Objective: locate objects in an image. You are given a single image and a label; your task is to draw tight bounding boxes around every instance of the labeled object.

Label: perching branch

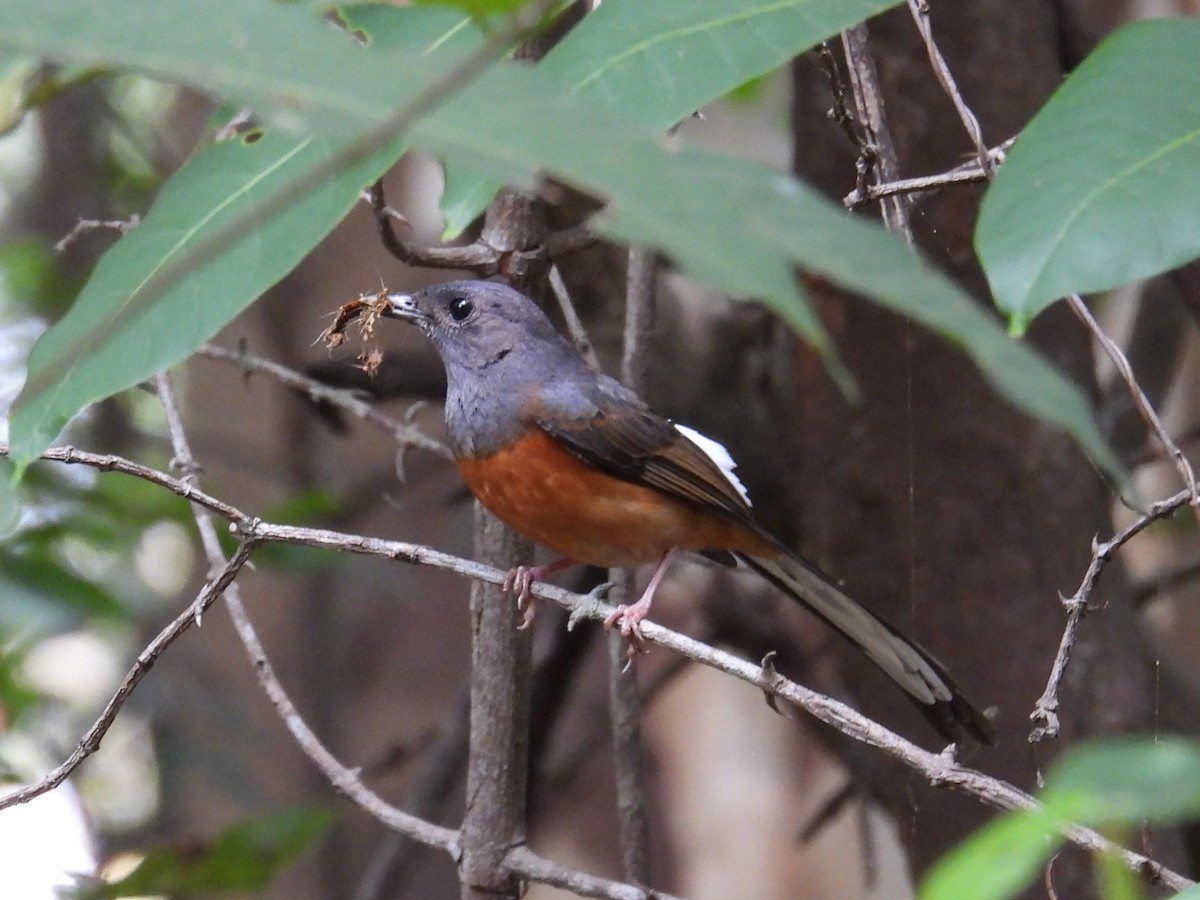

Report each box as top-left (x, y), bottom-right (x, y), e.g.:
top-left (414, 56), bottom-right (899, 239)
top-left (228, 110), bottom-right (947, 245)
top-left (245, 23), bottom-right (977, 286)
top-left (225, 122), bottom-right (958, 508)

top-left (5, 442), bottom-right (1193, 893)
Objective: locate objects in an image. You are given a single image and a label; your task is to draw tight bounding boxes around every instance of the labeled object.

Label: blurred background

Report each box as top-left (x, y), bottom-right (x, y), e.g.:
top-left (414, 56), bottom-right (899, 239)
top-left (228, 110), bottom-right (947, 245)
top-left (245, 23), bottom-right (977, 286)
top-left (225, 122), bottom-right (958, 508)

top-left (3, 1), bottom-right (1200, 897)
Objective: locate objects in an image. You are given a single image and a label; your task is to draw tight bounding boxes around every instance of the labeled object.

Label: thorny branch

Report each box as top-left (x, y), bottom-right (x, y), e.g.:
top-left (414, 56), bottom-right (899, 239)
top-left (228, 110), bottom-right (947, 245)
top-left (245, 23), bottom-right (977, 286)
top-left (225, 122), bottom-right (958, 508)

top-left (3, 442), bottom-right (1193, 894)
top-left (1030, 487), bottom-right (1194, 742)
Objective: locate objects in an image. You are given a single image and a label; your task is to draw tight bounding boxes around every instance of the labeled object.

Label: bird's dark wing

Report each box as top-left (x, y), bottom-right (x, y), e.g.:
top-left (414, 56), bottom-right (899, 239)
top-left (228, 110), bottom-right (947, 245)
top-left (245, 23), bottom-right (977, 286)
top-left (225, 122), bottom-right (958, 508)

top-left (531, 379), bottom-right (757, 527)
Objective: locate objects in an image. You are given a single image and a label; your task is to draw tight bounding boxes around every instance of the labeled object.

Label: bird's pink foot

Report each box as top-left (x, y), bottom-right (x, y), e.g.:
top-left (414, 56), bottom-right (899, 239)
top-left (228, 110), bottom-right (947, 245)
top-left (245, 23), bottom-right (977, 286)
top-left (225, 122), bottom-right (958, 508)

top-left (603, 597), bottom-right (654, 643)
top-left (602, 549), bottom-right (677, 647)
top-left (501, 558), bottom-right (577, 629)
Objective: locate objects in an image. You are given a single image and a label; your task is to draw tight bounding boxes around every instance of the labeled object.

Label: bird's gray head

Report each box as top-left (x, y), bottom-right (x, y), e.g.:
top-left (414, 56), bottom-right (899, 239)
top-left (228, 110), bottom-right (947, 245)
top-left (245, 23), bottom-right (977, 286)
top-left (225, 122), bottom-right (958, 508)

top-left (384, 279), bottom-right (572, 375)
top-left (382, 280), bottom-right (588, 456)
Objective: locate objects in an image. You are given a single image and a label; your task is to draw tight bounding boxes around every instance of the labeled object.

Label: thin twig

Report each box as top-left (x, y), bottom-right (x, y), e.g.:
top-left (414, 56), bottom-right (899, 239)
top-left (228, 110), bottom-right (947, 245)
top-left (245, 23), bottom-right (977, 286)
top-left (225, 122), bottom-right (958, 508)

top-left (621, 249), bottom-right (656, 392)
top-left (839, 24), bottom-right (912, 239)
top-left (905, 0), bottom-right (993, 175)
top-left (8, 443), bottom-right (1193, 892)
top-left (1030, 487), bottom-right (1193, 741)
top-left (843, 137), bottom-right (1014, 209)
top-left (197, 343), bottom-right (451, 459)
top-left (0, 540), bottom-right (255, 813)
top-left (549, 265), bottom-right (600, 370)
top-left (54, 214), bottom-right (141, 252)
top-left (1029, 294), bottom-right (1200, 734)
top-left (1066, 294), bottom-right (1199, 511)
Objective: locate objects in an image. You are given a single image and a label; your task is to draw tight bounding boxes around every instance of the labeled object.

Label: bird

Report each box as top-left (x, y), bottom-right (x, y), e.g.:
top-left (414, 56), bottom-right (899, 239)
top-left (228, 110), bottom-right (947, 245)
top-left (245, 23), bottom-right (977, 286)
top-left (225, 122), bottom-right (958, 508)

top-left (380, 278), bottom-right (993, 745)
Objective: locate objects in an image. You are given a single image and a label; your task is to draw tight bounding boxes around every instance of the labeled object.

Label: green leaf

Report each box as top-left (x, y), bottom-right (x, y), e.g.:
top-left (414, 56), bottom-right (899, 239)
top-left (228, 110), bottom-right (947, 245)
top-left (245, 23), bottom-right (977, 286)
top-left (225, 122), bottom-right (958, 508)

top-left (83, 805), bottom-right (333, 898)
top-left (977, 19), bottom-right (1200, 329)
top-left (0, 55), bottom-right (38, 134)
top-left (340, 3), bottom-right (483, 54)
top-left (0, 546), bottom-right (125, 623)
top-left (920, 805), bottom-right (1061, 900)
top-left (1043, 737), bottom-right (1200, 826)
top-left (439, 155), bottom-right (500, 239)
top-left (414, 0), bottom-right (528, 19)
top-left (441, 0), bottom-right (902, 236)
top-left (0, 467), bottom-right (18, 537)
top-left (0, 646), bottom-right (38, 728)
top-left (339, 3), bottom-right (489, 238)
top-left (7, 128), bottom-right (402, 472)
top-left (542, 0), bottom-right (900, 129)
top-left (0, 0), bottom-right (1120, 480)
top-left (922, 738), bottom-right (1200, 900)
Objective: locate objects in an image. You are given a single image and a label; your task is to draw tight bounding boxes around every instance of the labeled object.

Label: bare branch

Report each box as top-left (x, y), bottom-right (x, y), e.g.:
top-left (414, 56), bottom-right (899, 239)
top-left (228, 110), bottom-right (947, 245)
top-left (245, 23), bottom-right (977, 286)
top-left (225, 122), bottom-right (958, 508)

top-left (54, 214), bottom-right (141, 252)
top-left (1066, 294), bottom-right (1199, 510)
top-left (197, 343), bottom-right (451, 460)
top-left (0, 539), bottom-right (255, 813)
top-left (10, 442), bottom-right (1194, 891)
top-left (363, 181), bottom-right (597, 277)
top-left (905, 0), bottom-right (993, 175)
top-left (843, 138), bottom-right (1013, 209)
top-left (549, 265), bottom-right (600, 370)
top-left (1030, 487), bottom-right (1193, 741)
top-left (366, 181), bottom-right (499, 271)
top-left (839, 24), bottom-right (912, 239)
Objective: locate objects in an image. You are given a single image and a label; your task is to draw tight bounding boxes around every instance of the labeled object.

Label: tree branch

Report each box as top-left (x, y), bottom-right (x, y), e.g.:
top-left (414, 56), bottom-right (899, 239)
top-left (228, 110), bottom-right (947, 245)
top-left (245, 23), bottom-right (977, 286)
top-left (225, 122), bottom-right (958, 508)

top-left (198, 343), bottom-right (450, 460)
top-left (839, 24), bottom-right (912, 239)
top-left (8, 442), bottom-right (1195, 892)
top-left (0, 539), bottom-right (256, 813)
top-left (1030, 487), bottom-right (1194, 741)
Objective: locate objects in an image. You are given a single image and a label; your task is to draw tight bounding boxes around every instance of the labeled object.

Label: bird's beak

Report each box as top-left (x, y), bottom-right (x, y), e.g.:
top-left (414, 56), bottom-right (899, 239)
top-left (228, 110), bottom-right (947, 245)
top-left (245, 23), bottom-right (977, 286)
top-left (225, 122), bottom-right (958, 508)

top-left (383, 293), bottom-right (430, 325)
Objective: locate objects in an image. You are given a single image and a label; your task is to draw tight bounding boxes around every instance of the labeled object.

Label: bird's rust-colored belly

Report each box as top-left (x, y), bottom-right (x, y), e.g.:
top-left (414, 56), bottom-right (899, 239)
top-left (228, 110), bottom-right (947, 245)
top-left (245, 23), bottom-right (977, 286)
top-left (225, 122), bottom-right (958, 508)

top-left (456, 429), bottom-right (772, 567)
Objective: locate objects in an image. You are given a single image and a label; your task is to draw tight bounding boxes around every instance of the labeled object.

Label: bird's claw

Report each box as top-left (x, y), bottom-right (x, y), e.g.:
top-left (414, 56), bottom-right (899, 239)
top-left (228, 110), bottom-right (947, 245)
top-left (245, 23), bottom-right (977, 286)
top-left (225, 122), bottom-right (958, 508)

top-left (603, 602), bottom-right (649, 648)
top-left (503, 566), bottom-right (538, 629)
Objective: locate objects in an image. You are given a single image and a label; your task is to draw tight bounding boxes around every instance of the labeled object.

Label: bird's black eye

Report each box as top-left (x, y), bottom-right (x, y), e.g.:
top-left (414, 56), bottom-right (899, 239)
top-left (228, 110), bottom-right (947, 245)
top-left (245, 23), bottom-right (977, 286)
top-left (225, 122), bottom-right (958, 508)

top-left (448, 296), bottom-right (474, 322)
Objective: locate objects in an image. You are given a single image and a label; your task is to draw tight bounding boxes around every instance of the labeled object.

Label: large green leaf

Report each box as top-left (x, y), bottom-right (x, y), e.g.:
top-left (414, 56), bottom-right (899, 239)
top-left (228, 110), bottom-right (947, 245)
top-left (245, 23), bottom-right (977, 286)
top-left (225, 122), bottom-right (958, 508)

top-left (7, 129), bottom-right (403, 471)
top-left (921, 737), bottom-right (1200, 900)
top-left (977, 19), bottom-right (1200, 330)
top-left (439, 0), bottom-right (902, 236)
top-left (541, 0), bottom-right (899, 129)
top-left (0, 0), bottom-right (1120, 479)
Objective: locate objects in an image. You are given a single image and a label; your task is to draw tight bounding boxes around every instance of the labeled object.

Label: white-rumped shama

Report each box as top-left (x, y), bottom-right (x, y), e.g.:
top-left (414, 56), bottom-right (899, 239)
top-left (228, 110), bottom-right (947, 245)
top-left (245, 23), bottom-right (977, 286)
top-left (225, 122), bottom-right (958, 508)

top-left (382, 279), bottom-right (992, 745)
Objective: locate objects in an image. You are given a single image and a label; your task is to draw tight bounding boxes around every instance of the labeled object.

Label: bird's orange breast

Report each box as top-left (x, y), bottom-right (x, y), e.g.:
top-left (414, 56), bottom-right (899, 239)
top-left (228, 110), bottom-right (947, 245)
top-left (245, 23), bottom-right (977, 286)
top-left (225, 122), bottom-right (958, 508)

top-left (455, 428), bottom-right (774, 567)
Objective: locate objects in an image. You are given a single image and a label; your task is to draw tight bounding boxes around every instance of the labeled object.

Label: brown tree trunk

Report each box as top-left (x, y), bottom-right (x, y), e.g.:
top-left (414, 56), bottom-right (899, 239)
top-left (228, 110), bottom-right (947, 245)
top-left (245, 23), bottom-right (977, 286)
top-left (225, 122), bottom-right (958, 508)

top-left (785, 0), bottom-right (1165, 883)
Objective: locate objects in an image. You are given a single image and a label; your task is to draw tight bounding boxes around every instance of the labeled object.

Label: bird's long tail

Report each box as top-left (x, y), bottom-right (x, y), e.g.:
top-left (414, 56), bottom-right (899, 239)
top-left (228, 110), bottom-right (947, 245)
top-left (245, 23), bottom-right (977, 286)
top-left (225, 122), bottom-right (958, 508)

top-left (735, 551), bottom-right (994, 745)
